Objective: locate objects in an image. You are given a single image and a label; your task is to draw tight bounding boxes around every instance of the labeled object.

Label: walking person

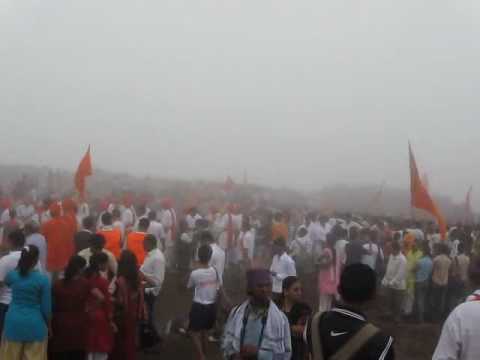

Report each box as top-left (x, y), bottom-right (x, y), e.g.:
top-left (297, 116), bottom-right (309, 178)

top-left (0, 245), bottom-right (51, 360)
top-left (84, 252), bottom-right (115, 360)
top-left (382, 240), bottom-right (407, 323)
top-left (413, 242), bottom-right (433, 323)
top-left (50, 255), bottom-right (89, 360)
top-left (318, 233), bottom-right (338, 313)
top-left (110, 250), bottom-right (146, 360)
top-left (140, 234), bottom-right (165, 337)
top-left (279, 276), bottom-right (311, 360)
top-left (270, 238), bottom-right (297, 303)
top-left (187, 244), bottom-right (220, 360)
top-left (431, 243), bottom-right (452, 322)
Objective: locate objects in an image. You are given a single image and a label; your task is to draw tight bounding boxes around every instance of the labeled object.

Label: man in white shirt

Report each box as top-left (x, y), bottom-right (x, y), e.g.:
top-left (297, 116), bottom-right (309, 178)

top-left (382, 240), bottom-right (407, 323)
top-left (147, 211), bottom-right (165, 251)
top-left (270, 238), bottom-right (297, 301)
top-left (0, 229), bottom-right (39, 334)
top-left (160, 201), bottom-right (177, 270)
top-left (185, 207), bottom-right (202, 231)
top-left (203, 231), bottom-right (225, 286)
top-left (24, 221), bottom-right (47, 271)
top-left (433, 257), bottom-right (480, 360)
top-left (141, 234), bottom-right (166, 335)
top-left (239, 218), bottom-right (255, 267)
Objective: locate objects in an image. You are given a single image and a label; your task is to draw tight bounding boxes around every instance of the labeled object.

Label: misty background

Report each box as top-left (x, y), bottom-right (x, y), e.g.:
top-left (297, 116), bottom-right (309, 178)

top-left (1, 0), bottom-right (480, 208)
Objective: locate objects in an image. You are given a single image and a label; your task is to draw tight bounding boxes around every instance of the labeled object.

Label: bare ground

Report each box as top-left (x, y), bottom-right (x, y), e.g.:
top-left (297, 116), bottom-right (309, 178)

top-left (140, 270), bottom-right (441, 360)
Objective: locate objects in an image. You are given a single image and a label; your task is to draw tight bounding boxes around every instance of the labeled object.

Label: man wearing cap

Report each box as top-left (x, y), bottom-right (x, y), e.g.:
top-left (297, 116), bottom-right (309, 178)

top-left (222, 269), bottom-right (292, 359)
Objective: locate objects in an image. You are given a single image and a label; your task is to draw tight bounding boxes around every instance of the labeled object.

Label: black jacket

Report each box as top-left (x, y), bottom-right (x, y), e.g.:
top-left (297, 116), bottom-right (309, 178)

top-left (306, 305), bottom-right (394, 360)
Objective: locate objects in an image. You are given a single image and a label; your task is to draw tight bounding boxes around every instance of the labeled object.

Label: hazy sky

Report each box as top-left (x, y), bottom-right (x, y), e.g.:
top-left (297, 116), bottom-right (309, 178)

top-left (1, 0), bottom-right (480, 202)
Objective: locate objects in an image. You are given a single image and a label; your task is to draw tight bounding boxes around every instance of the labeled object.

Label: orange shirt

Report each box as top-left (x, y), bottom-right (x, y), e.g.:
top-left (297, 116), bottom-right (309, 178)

top-left (42, 217), bottom-right (72, 272)
top-left (98, 228), bottom-right (123, 259)
top-left (272, 222), bottom-right (289, 243)
top-left (126, 232), bottom-right (147, 264)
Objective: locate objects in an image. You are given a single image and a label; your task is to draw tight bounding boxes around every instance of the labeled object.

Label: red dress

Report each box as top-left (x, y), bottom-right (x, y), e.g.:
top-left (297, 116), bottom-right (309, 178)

top-left (85, 274), bottom-right (114, 353)
top-left (109, 276), bottom-right (145, 360)
top-left (50, 277), bottom-right (90, 352)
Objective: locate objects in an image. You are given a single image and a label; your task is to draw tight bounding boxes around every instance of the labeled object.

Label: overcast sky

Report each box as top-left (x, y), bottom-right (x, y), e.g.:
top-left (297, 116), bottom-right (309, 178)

top-left (1, 0), bottom-right (480, 202)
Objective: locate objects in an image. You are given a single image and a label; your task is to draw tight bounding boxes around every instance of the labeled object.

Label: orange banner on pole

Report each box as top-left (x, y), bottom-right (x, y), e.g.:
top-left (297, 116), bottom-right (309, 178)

top-left (74, 146), bottom-right (93, 200)
top-left (409, 143), bottom-right (447, 239)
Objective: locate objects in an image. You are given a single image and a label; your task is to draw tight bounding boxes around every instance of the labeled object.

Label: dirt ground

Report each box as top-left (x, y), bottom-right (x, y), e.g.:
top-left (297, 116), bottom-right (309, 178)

top-left (140, 270), bottom-right (441, 360)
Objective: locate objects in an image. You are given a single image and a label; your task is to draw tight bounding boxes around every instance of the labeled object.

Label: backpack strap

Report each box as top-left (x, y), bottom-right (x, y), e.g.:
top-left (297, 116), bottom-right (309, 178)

top-left (311, 312), bottom-right (325, 360)
top-left (330, 323), bottom-right (380, 360)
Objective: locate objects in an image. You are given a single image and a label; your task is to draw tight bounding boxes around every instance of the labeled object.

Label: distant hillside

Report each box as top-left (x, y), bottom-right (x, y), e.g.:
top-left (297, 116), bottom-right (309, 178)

top-left (0, 164), bottom-right (471, 223)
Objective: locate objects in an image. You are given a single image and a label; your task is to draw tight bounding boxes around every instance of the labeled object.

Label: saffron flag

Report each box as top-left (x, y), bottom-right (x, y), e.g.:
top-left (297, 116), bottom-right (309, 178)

top-left (409, 143), bottom-right (447, 239)
top-left (74, 146), bottom-right (92, 200)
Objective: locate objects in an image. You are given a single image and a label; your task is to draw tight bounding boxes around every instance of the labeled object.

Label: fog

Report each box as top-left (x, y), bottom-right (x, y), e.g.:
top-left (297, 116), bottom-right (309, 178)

top-left (1, 0), bottom-right (480, 202)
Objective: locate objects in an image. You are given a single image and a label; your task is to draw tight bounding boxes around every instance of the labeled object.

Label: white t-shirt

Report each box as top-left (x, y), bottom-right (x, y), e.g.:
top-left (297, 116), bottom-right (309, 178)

top-left (187, 267), bottom-right (219, 305)
top-left (361, 243), bottom-right (381, 270)
top-left (147, 221), bottom-right (166, 249)
top-left (240, 230), bottom-right (255, 261)
top-left (270, 253), bottom-right (297, 294)
top-left (209, 244), bottom-right (226, 285)
top-left (433, 296), bottom-right (480, 360)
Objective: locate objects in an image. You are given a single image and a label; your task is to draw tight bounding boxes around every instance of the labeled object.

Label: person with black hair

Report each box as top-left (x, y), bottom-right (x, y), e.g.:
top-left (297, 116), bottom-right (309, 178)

top-left (110, 250), bottom-right (145, 360)
top-left (318, 232), bottom-right (338, 313)
top-left (270, 237), bottom-right (297, 302)
top-left (147, 210), bottom-right (165, 250)
top-left (75, 216), bottom-right (96, 253)
top-left (0, 245), bottom-right (51, 360)
top-left (140, 234), bottom-right (165, 344)
top-left (222, 268), bottom-right (292, 359)
top-left (50, 255), bottom-right (89, 360)
top-left (280, 276), bottom-right (311, 360)
top-left (187, 244), bottom-right (219, 360)
top-left (431, 243), bottom-right (452, 322)
top-left (0, 229), bottom-right (31, 335)
top-left (78, 233), bottom-right (118, 277)
top-left (84, 252), bottom-right (114, 360)
top-left (126, 217), bottom-right (150, 265)
top-left (382, 240), bottom-right (407, 324)
top-left (98, 212), bottom-right (123, 260)
top-left (306, 264), bottom-right (394, 360)
top-left (25, 221), bottom-right (47, 271)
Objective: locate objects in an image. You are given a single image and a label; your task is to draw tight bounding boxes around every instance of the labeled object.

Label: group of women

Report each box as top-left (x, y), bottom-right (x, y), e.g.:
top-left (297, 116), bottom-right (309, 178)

top-left (1, 245), bottom-right (146, 360)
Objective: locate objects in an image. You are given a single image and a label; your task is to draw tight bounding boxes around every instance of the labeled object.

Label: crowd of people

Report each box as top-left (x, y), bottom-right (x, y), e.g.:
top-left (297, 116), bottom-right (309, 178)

top-left (0, 194), bottom-right (479, 359)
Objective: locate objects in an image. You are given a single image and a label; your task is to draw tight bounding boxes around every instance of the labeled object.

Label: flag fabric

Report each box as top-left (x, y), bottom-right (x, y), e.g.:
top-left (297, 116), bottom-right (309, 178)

top-left (74, 146), bottom-right (93, 200)
top-left (465, 186), bottom-right (474, 224)
top-left (409, 143), bottom-right (447, 239)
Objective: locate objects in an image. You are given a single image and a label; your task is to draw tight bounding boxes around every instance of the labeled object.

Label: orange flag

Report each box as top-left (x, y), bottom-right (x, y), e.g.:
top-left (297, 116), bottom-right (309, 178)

top-left (74, 146), bottom-right (93, 200)
top-left (409, 143), bottom-right (447, 239)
